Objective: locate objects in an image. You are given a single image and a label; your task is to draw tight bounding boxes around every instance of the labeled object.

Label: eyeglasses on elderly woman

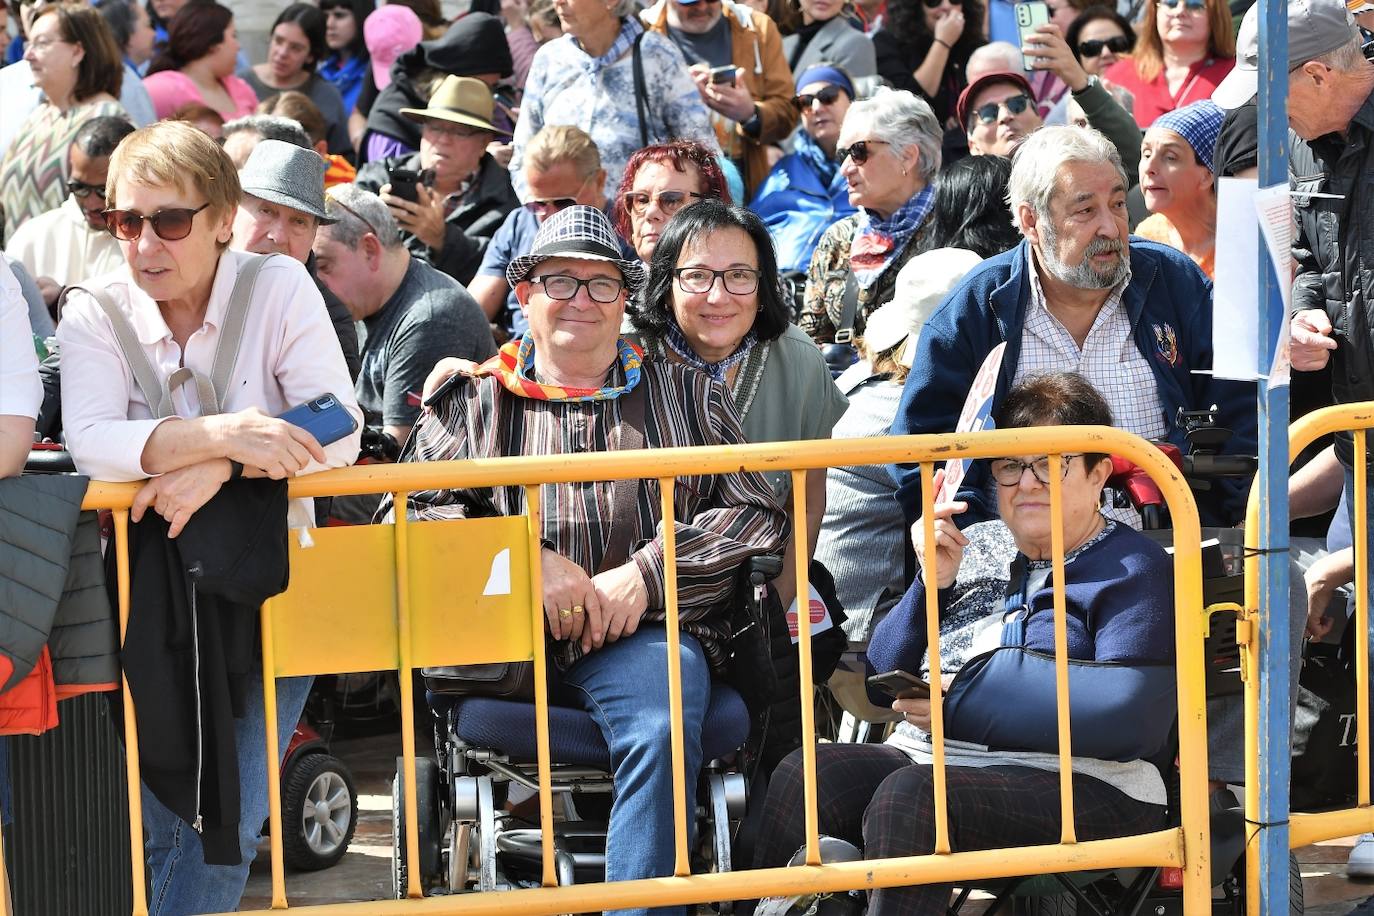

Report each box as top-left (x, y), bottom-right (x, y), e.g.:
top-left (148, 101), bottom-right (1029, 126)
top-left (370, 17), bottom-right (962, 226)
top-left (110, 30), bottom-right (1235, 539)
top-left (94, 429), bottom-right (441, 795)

top-left (621, 189), bottom-right (710, 217)
top-left (988, 454), bottom-right (1086, 487)
top-left (103, 202), bottom-right (211, 242)
top-left (673, 267), bottom-right (761, 295)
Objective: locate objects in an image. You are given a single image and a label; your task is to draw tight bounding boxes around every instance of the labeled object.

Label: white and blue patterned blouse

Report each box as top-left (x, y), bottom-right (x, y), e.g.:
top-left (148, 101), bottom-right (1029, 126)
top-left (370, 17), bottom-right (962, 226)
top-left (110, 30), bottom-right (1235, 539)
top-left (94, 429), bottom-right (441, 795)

top-left (509, 17), bottom-right (721, 201)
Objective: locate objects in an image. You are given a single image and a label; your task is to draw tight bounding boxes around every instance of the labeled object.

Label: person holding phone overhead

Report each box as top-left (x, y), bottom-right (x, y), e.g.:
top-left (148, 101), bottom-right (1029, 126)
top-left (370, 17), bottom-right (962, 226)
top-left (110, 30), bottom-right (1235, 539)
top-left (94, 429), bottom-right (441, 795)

top-left (872, 0), bottom-right (984, 137)
top-left (54, 120), bottom-right (361, 916)
top-left (1102, 0), bottom-right (1234, 128)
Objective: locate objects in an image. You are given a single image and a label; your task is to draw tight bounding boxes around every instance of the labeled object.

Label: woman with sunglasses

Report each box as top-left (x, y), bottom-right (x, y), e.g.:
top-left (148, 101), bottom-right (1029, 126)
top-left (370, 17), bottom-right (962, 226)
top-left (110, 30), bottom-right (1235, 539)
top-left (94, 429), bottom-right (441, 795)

top-left (751, 64), bottom-right (858, 276)
top-left (1064, 5), bottom-right (1134, 79)
top-left (613, 140), bottom-right (733, 265)
top-left (318, 0), bottom-right (375, 117)
top-left (799, 89), bottom-right (942, 347)
top-left (0, 3), bottom-right (125, 245)
top-left (1103, 0), bottom-right (1234, 128)
top-left (871, 0), bottom-right (983, 137)
top-left (54, 119), bottom-right (361, 916)
top-left (631, 198), bottom-right (846, 644)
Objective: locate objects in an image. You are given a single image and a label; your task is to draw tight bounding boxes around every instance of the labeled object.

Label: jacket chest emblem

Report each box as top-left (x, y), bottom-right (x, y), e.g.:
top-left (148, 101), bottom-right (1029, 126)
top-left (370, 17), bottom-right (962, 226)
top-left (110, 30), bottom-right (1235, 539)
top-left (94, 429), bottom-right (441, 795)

top-left (1152, 322), bottom-right (1179, 367)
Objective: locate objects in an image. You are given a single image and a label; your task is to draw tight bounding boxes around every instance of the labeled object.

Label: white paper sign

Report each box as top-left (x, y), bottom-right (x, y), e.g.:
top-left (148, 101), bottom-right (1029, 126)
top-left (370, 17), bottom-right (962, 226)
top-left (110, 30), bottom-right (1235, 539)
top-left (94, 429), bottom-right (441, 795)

top-left (937, 342), bottom-right (1006, 503)
top-left (786, 584), bottom-right (835, 644)
top-left (1212, 177), bottom-right (1261, 380)
top-left (1253, 183), bottom-right (1293, 388)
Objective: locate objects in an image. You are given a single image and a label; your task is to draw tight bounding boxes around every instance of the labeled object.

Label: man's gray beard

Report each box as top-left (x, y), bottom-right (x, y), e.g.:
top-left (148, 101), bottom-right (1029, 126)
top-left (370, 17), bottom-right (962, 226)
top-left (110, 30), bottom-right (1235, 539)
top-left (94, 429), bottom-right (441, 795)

top-left (1038, 221), bottom-right (1131, 290)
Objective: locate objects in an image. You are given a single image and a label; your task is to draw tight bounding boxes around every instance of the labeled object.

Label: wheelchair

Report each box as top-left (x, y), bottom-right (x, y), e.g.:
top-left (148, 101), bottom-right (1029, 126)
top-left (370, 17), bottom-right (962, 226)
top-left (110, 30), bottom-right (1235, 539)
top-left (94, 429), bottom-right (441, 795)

top-left (389, 559), bottom-right (780, 899)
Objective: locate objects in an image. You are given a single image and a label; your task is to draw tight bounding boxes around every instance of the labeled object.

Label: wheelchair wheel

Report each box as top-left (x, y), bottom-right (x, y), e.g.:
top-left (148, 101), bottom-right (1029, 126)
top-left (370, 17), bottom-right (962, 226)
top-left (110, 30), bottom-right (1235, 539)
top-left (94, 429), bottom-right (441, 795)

top-left (282, 752), bottom-right (358, 872)
top-left (391, 757), bottom-right (442, 899)
top-left (1221, 852), bottom-right (1303, 915)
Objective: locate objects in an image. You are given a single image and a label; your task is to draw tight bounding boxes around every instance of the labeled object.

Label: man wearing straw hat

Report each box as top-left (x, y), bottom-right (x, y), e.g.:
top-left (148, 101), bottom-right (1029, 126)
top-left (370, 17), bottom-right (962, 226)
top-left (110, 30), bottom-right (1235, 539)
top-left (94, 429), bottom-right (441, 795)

top-left (355, 75), bottom-right (519, 286)
top-left (386, 205), bottom-right (786, 910)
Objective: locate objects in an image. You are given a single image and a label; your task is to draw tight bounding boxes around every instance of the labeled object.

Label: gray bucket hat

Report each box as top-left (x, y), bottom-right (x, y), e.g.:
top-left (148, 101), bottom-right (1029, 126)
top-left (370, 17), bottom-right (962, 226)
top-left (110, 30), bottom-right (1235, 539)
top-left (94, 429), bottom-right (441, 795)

top-left (237, 139), bottom-right (336, 223)
top-left (506, 206), bottom-right (645, 294)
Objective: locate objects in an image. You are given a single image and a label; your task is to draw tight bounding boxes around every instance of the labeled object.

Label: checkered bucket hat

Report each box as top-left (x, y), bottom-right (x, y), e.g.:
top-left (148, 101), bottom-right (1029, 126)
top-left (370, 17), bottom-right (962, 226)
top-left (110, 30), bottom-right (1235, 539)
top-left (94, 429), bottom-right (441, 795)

top-left (506, 205), bottom-right (646, 294)
top-left (1151, 100), bottom-right (1226, 173)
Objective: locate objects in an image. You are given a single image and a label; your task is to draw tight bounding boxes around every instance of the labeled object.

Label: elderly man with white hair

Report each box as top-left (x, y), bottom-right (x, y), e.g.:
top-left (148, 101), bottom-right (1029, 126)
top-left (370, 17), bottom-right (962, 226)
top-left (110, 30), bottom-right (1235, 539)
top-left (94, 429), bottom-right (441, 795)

top-left (890, 124), bottom-right (1256, 531)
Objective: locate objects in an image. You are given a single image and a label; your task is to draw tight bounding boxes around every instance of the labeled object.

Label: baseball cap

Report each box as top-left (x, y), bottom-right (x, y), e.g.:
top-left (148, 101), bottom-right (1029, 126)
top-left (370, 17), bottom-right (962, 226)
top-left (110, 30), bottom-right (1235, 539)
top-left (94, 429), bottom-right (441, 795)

top-left (1212, 0), bottom-right (1361, 108)
top-left (956, 71), bottom-right (1037, 129)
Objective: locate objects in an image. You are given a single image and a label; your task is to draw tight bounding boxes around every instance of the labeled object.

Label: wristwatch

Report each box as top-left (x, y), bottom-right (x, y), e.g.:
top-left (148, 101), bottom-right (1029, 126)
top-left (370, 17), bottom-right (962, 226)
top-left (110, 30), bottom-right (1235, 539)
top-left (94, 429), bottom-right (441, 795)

top-left (1071, 74), bottom-right (1100, 96)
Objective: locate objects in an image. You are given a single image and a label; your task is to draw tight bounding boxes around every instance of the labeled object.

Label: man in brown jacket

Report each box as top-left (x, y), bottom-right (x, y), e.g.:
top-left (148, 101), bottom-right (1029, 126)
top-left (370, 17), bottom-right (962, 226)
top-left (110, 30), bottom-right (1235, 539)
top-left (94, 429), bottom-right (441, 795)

top-left (643, 0), bottom-right (798, 194)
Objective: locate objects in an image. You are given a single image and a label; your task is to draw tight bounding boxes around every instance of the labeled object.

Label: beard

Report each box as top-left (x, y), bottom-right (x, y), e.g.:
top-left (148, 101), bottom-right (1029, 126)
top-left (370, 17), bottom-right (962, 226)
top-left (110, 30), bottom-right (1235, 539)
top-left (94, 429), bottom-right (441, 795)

top-left (1039, 221), bottom-right (1131, 290)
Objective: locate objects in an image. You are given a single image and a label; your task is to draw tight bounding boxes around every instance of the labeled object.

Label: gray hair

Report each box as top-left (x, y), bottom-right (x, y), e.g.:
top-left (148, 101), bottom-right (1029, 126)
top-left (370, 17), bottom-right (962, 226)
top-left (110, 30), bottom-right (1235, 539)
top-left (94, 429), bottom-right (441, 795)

top-left (841, 89), bottom-right (943, 182)
top-left (1007, 125), bottom-right (1126, 231)
top-left (322, 184), bottom-right (403, 249)
top-left (1313, 34), bottom-right (1368, 73)
top-left (221, 114), bottom-right (311, 150)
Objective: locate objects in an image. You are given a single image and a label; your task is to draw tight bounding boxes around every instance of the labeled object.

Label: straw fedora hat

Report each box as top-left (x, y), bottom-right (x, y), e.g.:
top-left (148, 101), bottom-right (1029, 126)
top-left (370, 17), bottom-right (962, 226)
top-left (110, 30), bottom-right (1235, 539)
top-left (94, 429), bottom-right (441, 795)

top-left (400, 75), bottom-right (507, 136)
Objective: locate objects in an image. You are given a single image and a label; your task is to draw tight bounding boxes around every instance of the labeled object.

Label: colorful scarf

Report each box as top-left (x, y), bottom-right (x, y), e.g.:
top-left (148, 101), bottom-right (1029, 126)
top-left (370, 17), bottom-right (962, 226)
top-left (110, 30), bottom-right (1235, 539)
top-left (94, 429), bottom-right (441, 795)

top-left (576, 16), bottom-right (643, 76)
top-left (848, 184), bottom-right (934, 292)
top-left (472, 333), bottom-right (643, 401)
top-left (664, 322), bottom-right (757, 383)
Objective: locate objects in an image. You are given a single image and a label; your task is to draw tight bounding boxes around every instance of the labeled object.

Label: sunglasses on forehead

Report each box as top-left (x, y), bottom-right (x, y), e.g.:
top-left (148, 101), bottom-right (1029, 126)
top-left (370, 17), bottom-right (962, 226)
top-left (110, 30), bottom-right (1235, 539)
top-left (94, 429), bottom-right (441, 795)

top-left (972, 94), bottom-right (1032, 125)
top-left (794, 85), bottom-right (848, 109)
top-left (1078, 35), bottom-right (1132, 57)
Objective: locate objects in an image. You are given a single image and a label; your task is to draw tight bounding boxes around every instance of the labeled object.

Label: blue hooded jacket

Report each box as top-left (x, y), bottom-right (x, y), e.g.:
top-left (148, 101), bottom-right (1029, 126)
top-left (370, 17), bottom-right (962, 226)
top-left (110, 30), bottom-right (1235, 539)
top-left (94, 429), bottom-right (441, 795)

top-left (749, 131), bottom-right (856, 275)
top-left (890, 238), bottom-right (1257, 528)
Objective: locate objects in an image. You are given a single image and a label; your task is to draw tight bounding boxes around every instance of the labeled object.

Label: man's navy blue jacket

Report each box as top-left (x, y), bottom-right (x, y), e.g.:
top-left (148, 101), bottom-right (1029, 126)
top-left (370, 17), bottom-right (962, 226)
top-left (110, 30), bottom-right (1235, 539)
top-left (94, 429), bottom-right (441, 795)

top-left (890, 239), bottom-right (1257, 528)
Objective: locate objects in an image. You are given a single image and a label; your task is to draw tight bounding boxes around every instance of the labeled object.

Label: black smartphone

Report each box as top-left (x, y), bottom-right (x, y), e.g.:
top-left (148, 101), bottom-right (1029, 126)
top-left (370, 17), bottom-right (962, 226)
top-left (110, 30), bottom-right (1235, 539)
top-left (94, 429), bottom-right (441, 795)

top-left (709, 64), bottom-right (737, 86)
top-left (866, 669), bottom-right (932, 700)
top-left (387, 167), bottom-right (422, 203)
top-left (277, 394), bottom-right (358, 447)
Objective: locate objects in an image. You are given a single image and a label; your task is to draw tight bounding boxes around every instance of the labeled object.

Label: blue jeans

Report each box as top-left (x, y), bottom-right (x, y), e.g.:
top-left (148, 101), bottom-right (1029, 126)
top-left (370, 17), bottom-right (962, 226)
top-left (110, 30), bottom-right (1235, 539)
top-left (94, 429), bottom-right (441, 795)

top-left (141, 671), bottom-right (312, 916)
top-left (561, 626), bottom-right (710, 916)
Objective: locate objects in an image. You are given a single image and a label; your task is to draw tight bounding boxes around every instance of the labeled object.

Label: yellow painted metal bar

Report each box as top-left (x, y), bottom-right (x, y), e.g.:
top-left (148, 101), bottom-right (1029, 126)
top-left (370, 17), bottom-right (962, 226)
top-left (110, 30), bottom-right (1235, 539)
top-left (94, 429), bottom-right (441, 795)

top-left (115, 509), bottom-right (150, 916)
top-left (523, 486), bottom-right (556, 889)
top-left (1291, 809), bottom-right (1374, 849)
top-left (791, 468), bottom-right (820, 866)
top-left (1244, 478), bottom-right (1261, 916)
top-left (1047, 455), bottom-right (1076, 845)
top-left (261, 599), bottom-right (287, 909)
top-left (658, 477), bottom-right (690, 877)
top-left (1356, 430), bottom-right (1369, 808)
top-left (918, 462), bottom-right (950, 856)
top-left (219, 829), bottom-right (1186, 916)
top-left (395, 492), bottom-right (422, 900)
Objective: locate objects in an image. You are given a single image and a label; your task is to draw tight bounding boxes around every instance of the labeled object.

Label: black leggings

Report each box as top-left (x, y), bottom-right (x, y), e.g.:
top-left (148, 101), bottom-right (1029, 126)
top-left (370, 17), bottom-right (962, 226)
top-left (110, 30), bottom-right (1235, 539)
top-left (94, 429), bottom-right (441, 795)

top-left (751, 744), bottom-right (1166, 916)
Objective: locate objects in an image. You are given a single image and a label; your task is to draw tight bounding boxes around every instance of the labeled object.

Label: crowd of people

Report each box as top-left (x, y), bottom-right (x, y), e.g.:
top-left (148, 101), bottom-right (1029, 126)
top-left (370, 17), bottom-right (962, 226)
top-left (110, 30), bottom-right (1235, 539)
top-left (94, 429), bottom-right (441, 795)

top-left (3, 0), bottom-right (1374, 912)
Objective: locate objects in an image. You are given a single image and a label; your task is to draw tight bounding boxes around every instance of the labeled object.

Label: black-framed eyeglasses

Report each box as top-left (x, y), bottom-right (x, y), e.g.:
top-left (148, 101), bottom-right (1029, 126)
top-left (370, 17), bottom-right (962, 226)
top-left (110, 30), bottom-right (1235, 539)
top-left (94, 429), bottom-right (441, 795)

top-left (1078, 35), bottom-right (1132, 58)
top-left (673, 266), bottom-right (761, 295)
top-left (973, 94), bottom-right (1032, 125)
top-left (523, 196), bottom-right (578, 216)
top-left (794, 85), bottom-right (848, 109)
top-left (988, 454), bottom-right (1084, 487)
top-left (66, 178), bottom-right (106, 201)
top-left (836, 139), bottom-right (890, 165)
top-left (1158, 0), bottom-right (1206, 10)
top-left (530, 274), bottom-right (625, 303)
top-left (621, 189), bottom-right (708, 217)
top-left (102, 202), bottom-right (211, 242)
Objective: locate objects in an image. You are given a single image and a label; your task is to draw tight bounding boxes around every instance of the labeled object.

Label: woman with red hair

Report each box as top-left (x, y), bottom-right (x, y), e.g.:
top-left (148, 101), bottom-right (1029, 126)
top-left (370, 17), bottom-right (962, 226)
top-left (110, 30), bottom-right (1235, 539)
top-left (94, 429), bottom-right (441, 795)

top-left (613, 140), bottom-right (731, 264)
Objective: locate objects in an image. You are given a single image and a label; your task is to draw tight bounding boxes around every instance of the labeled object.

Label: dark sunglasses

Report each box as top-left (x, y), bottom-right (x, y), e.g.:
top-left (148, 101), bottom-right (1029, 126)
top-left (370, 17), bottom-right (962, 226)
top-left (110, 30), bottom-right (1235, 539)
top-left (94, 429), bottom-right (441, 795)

top-left (836, 139), bottom-right (890, 165)
top-left (65, 179), bottom-right (106, 201)
top-left (1078, 35), bottom-right (1133, 57)
top-left (103, 202), bottom-right (211, 242)
top-left (973, 94), bottom-right (1032, 125)
top-left (523, 196), bottom-right (577, 215)
top-left (794, 85), bottom-right (848, 109)
top-left (1158, 0), bottom-right (1206, 9)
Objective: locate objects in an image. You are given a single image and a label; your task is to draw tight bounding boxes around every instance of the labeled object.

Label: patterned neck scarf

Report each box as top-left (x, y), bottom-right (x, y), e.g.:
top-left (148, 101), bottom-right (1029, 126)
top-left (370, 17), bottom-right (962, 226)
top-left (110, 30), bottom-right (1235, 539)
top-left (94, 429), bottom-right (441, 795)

top-left (575, 16), bottom-right (643, 76)
top-left (849, 184), bottom-right (934, 291)
top-left (472, 333), bottom-right (643, 401)
top-left (664, 322), bottom-right (757, 382)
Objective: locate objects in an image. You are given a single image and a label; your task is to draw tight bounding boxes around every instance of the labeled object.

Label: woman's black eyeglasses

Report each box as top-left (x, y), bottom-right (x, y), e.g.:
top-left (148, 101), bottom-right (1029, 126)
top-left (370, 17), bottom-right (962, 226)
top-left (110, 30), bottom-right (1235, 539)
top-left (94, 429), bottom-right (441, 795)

top-left (621, 190), bottom-right (708, 217)
top-left (972, 94), bottom-right (1032, 125)
top-left (836, 139), bottom-right (890, 165)
top-left (102, 203), bottom-right (211, 242)
top-left (794, 85), bottom-right (848, 109)
top-left (673, 267), bottom-right (761, 295)
top-left (1078, 35), bottom-right (1132, 58)
top-left (530, 274), bottom-right (625, 303)
top-left (988, 454), bottom-right (1084, 487)
top-left (66, 179), bottom-right (106, 201)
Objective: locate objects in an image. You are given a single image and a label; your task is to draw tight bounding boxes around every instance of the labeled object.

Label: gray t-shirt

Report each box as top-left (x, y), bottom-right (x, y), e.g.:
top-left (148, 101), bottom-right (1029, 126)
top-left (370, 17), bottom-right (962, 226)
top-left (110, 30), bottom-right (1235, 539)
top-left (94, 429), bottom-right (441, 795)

top-left (667, 17), bottom-right (733, 69)
top-left (356, 257), bottom-right (495, 429)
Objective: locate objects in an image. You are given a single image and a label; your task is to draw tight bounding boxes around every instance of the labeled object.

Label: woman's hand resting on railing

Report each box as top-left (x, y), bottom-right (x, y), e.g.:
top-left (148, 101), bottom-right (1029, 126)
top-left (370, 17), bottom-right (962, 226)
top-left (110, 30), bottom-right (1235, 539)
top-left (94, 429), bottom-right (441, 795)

top-left (131, 459), bottom-right (233, 538)
top-left (911, 468), bottom-right (969, 590)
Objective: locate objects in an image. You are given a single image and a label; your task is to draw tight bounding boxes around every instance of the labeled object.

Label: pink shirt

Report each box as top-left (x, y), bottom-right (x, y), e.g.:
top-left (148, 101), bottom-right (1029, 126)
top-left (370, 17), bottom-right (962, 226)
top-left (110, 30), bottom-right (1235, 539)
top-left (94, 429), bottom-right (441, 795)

top-left (142, 70), bottom-right (259, 121)
top-left (56, 250), bottom-right (362, 489)
top-left (1104, 56), bottom-right (1235, 129)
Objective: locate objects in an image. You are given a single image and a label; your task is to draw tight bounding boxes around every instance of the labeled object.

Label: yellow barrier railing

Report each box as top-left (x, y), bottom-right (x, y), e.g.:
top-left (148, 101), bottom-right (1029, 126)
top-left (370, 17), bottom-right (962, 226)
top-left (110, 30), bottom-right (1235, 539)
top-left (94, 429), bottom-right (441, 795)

top-left (52, 426), bottom-right (1210, 915)
top-left (1241, 403), bottom-right (1374, 894)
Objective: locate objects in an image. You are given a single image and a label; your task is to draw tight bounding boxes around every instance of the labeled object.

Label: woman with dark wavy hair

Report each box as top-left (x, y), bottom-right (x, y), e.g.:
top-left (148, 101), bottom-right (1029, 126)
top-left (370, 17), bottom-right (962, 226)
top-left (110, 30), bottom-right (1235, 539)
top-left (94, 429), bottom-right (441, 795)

top-left (872, 0), bottom-right (984, 130)
top-left (917, 153), bottom-right (1020, 259)
top-left (143, 2), bottom-right (257, 120)
top-left (632, 198), bottom-right (846, 613)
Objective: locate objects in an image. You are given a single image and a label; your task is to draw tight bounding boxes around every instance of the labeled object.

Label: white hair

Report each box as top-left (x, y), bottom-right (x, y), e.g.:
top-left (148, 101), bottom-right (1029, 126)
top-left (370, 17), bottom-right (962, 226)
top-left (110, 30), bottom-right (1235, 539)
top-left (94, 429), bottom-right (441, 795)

top-left (842, 88), bottom-right (943, 182)
top-left (1007, 125), bottom-right (1126, 232)
top-left (966, 42), bottom-right (1025, 82)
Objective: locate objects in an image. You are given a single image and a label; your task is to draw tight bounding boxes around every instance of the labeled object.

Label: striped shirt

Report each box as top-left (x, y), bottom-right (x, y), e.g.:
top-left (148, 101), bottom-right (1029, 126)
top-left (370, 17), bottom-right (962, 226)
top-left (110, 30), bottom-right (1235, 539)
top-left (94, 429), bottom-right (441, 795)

top-left (393, 359), bottom-right (789, 670)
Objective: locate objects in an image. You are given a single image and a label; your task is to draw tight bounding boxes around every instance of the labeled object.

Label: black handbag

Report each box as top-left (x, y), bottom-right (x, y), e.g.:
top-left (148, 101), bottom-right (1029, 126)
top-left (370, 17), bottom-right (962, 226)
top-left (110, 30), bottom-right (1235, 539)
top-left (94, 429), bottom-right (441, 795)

top-left (421, 384), bottom-right (648, 702)
top-left (1291, 623), bottom-right (1368, 811)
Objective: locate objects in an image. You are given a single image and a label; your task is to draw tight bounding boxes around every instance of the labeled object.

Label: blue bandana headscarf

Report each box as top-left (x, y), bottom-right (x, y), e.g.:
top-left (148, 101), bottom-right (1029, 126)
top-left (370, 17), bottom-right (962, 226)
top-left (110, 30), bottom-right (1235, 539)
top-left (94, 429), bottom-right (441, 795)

top-left (849, 185), bottom-right (934, 291)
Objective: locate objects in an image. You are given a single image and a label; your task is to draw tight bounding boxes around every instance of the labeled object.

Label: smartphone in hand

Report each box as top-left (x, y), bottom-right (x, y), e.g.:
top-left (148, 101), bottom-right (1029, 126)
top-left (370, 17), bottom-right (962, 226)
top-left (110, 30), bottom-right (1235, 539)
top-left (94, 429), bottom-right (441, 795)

top-left (866, 669), bottom-right (932, 700)
top-left (277, 394), bottom-right (358, 447)
top-left (709, 64), bottom-right (737, 86)
top-left (387, 167), bottom-right (423, 203)
top-left (1016, 1), bottom-right (1051, 71)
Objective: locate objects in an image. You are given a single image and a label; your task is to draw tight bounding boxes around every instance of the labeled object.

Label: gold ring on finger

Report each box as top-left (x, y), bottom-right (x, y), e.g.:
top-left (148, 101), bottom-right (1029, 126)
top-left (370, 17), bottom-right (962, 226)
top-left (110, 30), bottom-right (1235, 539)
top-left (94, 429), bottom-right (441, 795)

top-left (572, 605), bottom-right (584, 615)
top-left (559, 608), bottom-right (573, 619)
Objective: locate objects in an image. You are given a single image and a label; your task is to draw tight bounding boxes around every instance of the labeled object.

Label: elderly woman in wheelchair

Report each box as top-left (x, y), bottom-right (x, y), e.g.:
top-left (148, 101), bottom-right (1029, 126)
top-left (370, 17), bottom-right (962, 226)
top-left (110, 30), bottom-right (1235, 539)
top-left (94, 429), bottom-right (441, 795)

top-left (384, 206), bottom-right (788, 908)
top-left (752, 371), bottom-right (1179, 915)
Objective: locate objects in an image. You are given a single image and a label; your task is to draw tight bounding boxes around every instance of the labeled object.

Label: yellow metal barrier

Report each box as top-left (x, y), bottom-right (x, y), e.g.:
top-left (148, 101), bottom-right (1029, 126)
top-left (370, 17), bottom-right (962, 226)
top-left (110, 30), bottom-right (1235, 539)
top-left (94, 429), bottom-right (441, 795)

top-left (1241, 402), bottom-right (1374, 894)
top-left (71, 426), bottom-right (1210, 916)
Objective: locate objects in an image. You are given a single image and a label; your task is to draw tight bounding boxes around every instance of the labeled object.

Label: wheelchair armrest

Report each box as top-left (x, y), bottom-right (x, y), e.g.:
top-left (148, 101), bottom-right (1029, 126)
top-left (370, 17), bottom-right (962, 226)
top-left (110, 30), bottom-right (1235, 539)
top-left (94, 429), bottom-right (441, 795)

top-left (747, 555), bottom-right (784, 587)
